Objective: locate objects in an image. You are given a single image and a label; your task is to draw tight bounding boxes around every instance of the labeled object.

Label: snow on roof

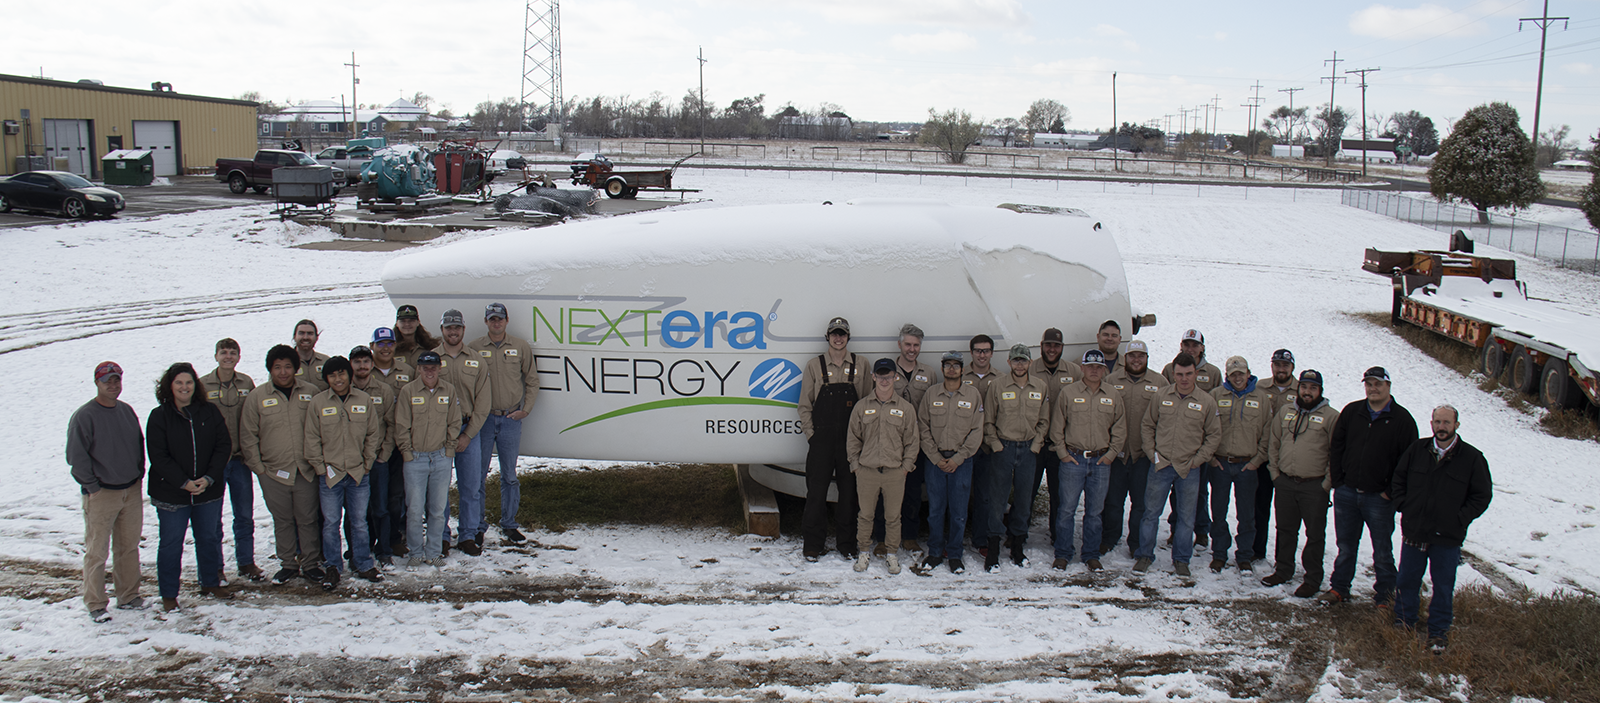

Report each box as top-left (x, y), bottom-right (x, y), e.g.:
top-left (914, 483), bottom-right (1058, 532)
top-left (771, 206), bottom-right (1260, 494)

top-left (1417, 276), bottom-right (1600, 368)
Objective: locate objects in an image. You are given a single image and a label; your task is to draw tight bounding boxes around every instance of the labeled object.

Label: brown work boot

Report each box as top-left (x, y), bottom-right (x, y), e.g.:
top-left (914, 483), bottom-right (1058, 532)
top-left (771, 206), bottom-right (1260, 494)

top-left (201, 586), bottom-right (234, 600)
top-left (1260, 571), bottom-right (1293, 587)
top-left (1051, 558), bottom-right (1069, 571)
top-left (1293, 581), bottom-right (1321, 598)
top-left (161, 598), bottom-right (180, 612)
top-left (1209, 559), bottom-right (1226, 573)
top-left (238, 563), bottom-right (266, 582)
top-left (1085, 559), bottom-right (1103, 572)
top-left (873, 542), bottom-right (888, 556)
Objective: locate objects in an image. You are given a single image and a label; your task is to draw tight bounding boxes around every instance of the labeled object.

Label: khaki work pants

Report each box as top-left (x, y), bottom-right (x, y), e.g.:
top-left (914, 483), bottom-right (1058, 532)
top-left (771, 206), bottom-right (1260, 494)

top-left (82, 486), bottom-right (144, 612)
top-left (855, 466), bottom-right (908, 552)
top-left (259, 472), bottom-right (322, 570)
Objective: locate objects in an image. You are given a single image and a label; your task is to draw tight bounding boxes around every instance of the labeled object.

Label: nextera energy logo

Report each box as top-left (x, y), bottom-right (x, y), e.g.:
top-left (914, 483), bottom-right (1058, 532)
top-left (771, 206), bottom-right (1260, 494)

top-left (560, 357), bottom-right (804, 434)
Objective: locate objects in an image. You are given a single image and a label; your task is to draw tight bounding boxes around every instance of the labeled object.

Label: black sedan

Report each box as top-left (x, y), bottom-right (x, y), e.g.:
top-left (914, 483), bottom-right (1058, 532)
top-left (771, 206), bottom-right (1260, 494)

top-left (0, 170), bottom-right (126, 218)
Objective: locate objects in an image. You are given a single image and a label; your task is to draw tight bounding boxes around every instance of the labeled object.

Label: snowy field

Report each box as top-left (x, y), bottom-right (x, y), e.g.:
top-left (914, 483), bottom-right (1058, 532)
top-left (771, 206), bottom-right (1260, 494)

top-left (1, 170), bottom-right (1597, 701)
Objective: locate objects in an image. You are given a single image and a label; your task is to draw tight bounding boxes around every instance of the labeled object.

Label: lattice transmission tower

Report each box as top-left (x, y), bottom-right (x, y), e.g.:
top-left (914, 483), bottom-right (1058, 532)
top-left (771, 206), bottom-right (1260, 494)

top-left (520, 0), bottom-right (562, 128)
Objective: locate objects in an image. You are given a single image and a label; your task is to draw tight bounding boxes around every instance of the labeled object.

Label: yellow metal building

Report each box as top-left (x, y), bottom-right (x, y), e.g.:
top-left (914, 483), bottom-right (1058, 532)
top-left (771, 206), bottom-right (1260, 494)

top-left (0, 74), bottom-right (257, 178)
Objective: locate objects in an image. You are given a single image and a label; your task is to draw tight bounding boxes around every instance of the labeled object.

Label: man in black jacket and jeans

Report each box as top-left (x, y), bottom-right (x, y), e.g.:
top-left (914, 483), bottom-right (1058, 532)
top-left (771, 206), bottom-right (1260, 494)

top-left (1321, 366), bottom-right (1418, 606)
top-left (1390, 405), bottom-right (1492, 653)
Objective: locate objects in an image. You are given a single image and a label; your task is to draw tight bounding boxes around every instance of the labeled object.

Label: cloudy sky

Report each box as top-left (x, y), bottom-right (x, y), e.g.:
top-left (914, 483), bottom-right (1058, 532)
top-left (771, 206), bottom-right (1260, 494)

top-left (6, 0), bottom-right (1597, 142)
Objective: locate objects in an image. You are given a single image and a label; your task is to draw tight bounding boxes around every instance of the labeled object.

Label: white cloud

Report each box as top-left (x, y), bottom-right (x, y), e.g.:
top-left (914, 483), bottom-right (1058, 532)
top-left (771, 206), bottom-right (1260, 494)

top-left (1094, 24), bottom-right (1129, 38)
top-left (1562, 62), bottom-right (1594, 76)
top-left (1214, 32), bottom-right (1227, 41)
top-left (1348, 3), bottom-right (1488, 39)
top-left (889, 31), bottom-right (978, 54)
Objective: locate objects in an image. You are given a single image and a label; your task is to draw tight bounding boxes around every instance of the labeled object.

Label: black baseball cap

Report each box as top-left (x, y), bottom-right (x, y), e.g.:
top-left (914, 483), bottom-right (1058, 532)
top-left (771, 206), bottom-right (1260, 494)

top-left (1363, 366), bottom-right (1391, 383)
top-left (396, 305), bottom-right (420, 320)
top-left (349, 345), bottom-right (373, 361)
top-left (873, 358), bottom-right (896, 375)
top-left (1271, 349), bottom-right (1295, 364)
top-left (1298, 369), bottom-right (1324, 386)
top-left (415, 351), bottom-right (442, 366)
top-left (485, 302), bottom-right (508, 320)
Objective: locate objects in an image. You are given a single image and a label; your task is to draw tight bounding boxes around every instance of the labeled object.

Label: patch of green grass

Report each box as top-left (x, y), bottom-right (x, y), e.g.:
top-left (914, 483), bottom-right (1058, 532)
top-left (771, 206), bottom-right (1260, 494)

top-left (483, 463), bottom-right (744, 533)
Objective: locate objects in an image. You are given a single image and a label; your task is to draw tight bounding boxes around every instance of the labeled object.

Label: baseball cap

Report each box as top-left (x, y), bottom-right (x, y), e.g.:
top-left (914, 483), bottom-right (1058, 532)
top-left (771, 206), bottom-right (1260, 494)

top-left (414, 351), bottom-right (442, 366)
top-left (1271, 349), bottom-right (1295, 365)
top-left (485, 302), bottom-right (508, 320)
top-left (94, 361), bottom-right (123, 383)
top-left (441, 309), bottom-right (465, 327)
top-left (1125, 340), bottom-right (1149, 355)
top-left (395, 304), bottom-right (420, 321)
top-left (1081, 349), bottom-right (1107, 367)
top-left (827, 317), bottom-right (850, 335)
top-left (1041, 328), bottom-right (1064, 344)
top-left (372, 327), bottom-right (397, 344)
top-left (1298, 369), bottom-right (1324, 386)
top-left (1363, 366), bottom-right (1391, 383)
top-left (941, 350), bottom-right (965, 365)
top-left (1008, 343), bottom-right (1032, 361)
top-left (1225, 355), bottom-right (1249, 376)
top-left (348, 345), bottom-right (373, 360)
top-left (872, 358), bottom-right (896, 375)
top-left (1182, 329), bottom-right (1205, 344)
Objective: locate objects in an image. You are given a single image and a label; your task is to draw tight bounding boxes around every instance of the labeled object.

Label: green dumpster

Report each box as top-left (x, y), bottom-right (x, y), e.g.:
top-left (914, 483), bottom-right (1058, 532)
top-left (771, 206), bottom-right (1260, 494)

top-left (101, 149), bottom-right (155, 186)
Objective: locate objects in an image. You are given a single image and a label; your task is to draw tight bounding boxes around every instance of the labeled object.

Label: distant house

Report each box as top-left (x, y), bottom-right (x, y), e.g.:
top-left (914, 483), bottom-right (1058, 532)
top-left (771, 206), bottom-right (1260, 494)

top-left (777, 115), bottom-right (852, 141)
top-left (1552, 159), bottom-right (1589, 170)
top-left (259, 97), bottom-right (440, 138)
top-left (1338, 137), bottom-right (1397, 163)
top-left (1032, 132), bottom-right (1099, 149)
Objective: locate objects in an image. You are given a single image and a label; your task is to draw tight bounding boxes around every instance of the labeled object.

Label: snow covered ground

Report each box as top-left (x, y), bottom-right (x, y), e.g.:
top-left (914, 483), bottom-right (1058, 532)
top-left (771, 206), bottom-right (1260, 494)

top-left (1, 170), bottom-right (1596, 701)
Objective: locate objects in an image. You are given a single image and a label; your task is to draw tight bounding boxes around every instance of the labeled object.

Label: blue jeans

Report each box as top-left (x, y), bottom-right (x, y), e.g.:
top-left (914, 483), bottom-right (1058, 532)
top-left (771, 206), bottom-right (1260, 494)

top-left (986, 441), bottom-right (1037, 542)
top-left (1394, 541), bottom-right (1460, 641)
top-left (405, 450), bottom-right (453, 560)
top-left (1104, 456), bottom-right (1149, 555)
top-left (320, 473), bottom-right (373, 573)
top-left (479, 414), bottom-right (524, 531)
top-left (968, 450), bottom-right (991, 547)
top-left (1331, 486), bottom-right (1397, 601)
top-left (923, 455), bottom-right (973, 559)
top-left (1170, 466), bottom-right (1211, 537)
top-left (156, 498), bottom-right (223, 599)
top-left (1138, 465), bottom-right (1200, 564)
top-left (220, 458), bottom-right (256, 569)
top-left (366, 459), bottom-right (393, 558)
top-left (1053, 457), bottom-right (1110, 561)
top-left (445, 433), bottom-right (484, 543)
top-left (1209, 460), bottom-right (1259, 563)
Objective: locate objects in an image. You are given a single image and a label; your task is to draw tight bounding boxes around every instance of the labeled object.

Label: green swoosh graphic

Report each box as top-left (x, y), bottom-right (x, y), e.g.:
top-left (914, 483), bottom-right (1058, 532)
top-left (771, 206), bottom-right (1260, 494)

top-left (560, 397), bottom-right (799, 433)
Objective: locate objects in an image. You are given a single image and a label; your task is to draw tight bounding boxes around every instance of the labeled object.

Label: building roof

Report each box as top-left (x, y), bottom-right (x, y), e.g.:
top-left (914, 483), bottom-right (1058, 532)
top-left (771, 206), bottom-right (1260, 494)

top-left (270, 99), bottom-right (434, 123)
top-left (0, 73), bottom-right (256, 107)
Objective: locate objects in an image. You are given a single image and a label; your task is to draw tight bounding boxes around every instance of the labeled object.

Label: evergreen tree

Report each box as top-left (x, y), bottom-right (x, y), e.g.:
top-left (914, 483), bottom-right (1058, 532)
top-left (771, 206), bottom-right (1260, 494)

top-left (1427, 102), bottom-right (1545, 224)
top-left (1580, 129), bottom-right (1600, 233)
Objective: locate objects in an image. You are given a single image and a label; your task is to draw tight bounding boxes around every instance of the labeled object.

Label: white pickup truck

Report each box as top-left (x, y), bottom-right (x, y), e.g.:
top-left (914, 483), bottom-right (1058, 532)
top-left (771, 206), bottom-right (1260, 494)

top-left (314, 145), bottom-right (376, 184)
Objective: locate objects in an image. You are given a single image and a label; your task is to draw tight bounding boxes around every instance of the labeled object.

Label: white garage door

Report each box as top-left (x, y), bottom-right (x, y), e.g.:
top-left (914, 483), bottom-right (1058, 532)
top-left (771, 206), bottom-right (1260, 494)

top-left (42, 119), bottom-right (91, 176)
top-left (133, 120), bottom-right (179, 176)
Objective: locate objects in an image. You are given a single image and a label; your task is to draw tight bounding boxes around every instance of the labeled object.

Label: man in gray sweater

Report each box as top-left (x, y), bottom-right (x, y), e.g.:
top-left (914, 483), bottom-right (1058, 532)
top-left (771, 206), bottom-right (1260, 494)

top-left (66, 361), bottom-right (147, 622)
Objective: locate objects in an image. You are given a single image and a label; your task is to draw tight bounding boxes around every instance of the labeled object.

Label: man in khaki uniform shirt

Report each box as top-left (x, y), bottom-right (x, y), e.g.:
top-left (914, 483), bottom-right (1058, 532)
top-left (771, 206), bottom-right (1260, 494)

top-left (471, 302), bottom-right (540, 544)
top-left (350, 345), bottom-right (403, 566)
top-left (1252, 348), bottom-right (1299, 564)
top-left (917, 350), bottom-right (984, 574)
top-left (292, 319), bottom-right (332, 392)
top-left (305, 356), bottom-right (384, 588)
top-left (880, 323), bottom-right (936, 553)
top-left (798, 317), bottom-right (872, 561)
top-left (434, 308), bottom-right (491, 555)
top-left (1262, 369), bottom-right (1340, 598)
top-left (1030, 327), bottom-right (1081, 546)
top-left (982, 344), bottom-right (1051, 572)
top-left (1135, 352), bottom-right (1221, 577)
top-left (1048, 349), bottom-right (1126, 571)
top-left (962, 334), bottom-right (1000, 551)
top-left (1161, 328), bottom-right (1223, 548)
top-left (200, 338), bottom-right (263, 582)
top-left (847, 359), bottom-right (919, 576)
top-left (1208, 356), bottom-right (1273, 573)
top-left (395, 351), bottom-right (462, 568)
top-left (240, 344), bottom-right (321, 584)
top-left (1096, 320), bottom-right (1126, 375)
top-left (370, 327), bottom-right (415, 388)
top-left (1105, 340), bottom-right (1161, 557)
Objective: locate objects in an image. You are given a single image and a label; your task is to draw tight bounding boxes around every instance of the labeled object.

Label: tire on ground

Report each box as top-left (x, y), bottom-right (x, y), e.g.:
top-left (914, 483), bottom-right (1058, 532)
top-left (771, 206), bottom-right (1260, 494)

top-left (1480, 341), bottom-right (1508, 380)
top-left (1509, 345), bottom-right (1541, 395)
top-left (1539, 359), bottom-right (1583, 409)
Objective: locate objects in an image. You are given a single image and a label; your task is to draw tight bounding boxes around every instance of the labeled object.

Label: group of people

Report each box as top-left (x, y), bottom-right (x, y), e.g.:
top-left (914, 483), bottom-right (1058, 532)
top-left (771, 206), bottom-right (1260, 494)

top-left (65, 304), bottom-right (540, 620)
top-left (801, 318), bottom-right (1493, 652)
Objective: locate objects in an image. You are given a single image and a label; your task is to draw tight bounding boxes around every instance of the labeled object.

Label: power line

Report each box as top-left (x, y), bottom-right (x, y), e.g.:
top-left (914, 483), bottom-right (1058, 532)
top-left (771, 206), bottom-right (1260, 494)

top-left (1345, 67), bottom-right (1380, 177)
top-left (1521, 0), bottom-right (1572, 155)
top-left (1322, 51), bottom-right (1346, 166)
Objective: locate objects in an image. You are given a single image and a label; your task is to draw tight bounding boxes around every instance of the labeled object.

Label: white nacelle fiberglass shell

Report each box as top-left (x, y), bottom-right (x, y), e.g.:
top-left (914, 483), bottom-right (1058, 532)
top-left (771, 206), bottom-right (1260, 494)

top-left (380, 200), bottom-right (1133, 465)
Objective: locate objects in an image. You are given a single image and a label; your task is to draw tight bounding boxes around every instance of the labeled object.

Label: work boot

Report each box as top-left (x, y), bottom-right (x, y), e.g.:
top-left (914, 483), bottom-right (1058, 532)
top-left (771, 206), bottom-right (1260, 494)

top-left (887, 555), bottom-right (902, 575)
top-left (1098, 540), bottom-right (1116, 556)
top-left (304, 566), bottom-right (327, 583)
top-left (161, 598), bottom-right (180, 612)
top-left (948, 558), bottom-right (966, 574)
top-left (1133, 558), bottom-right (1153, 573)
top-left (1174, 562), bottom-right (1191, 577)
top-left (1052, 558), bottom-right (1069, 571)
top-left (984, 537), bottom-right (1001, 573)
top-left (803, 552), bottom-right (821, 563)
top-left (873, 542), bottom-right (888, 556)
top-left (239, 564), bottom-right (266, 582)
top-left (1293, 581), bottom-right (1320, 598)
top-left (474, 533), bottom-right (485, 548)
top-left (1194, 532), bottom-right (1209, 548)
top-left (1315, 589), bottom-right (1346, 605)
top-left (440, 541), bottom-right (451, 558)
top-left (200, 586), bottom-right (234, 600)
top-left (457, 540), bottom-right (482, 557)
top-left (1010, 542), bottom-right (1029, 568)
top-left (853, 554), bottom-right (870, 573)
top-left (216, 570), bottom-right (229, 588)
top-left (89, 609), bottom-right (112, 623)
top-left (922, 556), bottom-right (943, 571)
top-left (1260, 571), bottom-right (1293, 587)
top-left (116, 597), bottom-right (147, 611)
top-left (320, 569), bottom-right (340, 592)
top-left (271, 568), bottom-right (299, 585)
top-left (1085, 559), bottom-right (1103, 572)
top-left (1238, 560), bottom-right (1253, 573)
top-left (1210, 559), bottom-right (1226, 573)
top-left (902, 539), bottom-right (920, 552)
top-left (357, 567), bottom-right (384, 583)
top-left (503, 528), bottom-right (527, 544)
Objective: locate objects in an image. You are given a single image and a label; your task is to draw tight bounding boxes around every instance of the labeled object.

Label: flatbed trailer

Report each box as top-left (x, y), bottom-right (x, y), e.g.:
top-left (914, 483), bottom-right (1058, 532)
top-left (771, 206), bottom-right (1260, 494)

top-left (570, 152), bottom-right (698, 198)
top-left (1364, 248), bottom-right (1600, 411)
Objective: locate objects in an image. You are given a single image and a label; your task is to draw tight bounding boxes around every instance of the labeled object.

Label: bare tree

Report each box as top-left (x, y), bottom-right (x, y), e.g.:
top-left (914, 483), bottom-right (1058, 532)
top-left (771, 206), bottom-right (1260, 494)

top-left (921, 108), bottom-right (983, 164)
top-left (992, 117), bottom-right (1021, 147)
top-left (1022, 99), bottom-right (1070, 135)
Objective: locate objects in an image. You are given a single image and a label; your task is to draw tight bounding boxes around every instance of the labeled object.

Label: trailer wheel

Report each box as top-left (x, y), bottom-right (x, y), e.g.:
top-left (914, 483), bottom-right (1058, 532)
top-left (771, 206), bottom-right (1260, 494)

top-left (1509, 346), bottom-right (1542, 395)
top-left (624, 186), bottom-right (639, 199)
top-left (1540, 360), bottom-right (1582, 409)
top-left (604, 178), bottom-right (627, 198)
top-left (1480, 341), bottom-right (1508, 380)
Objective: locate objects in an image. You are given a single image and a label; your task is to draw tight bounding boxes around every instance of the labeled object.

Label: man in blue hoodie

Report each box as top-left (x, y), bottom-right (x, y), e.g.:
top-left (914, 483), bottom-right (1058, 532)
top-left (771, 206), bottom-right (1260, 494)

top-left (1207, 356), bottom-right (1273, 573)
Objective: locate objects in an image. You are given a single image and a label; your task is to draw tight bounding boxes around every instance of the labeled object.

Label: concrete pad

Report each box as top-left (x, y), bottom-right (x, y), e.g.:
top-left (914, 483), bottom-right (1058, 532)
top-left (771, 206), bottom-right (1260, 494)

top-left (293, 239), bottom-right (419, 252)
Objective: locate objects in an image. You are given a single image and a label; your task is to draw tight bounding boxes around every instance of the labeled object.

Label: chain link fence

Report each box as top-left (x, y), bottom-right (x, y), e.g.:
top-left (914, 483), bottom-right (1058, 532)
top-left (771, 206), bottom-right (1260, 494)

top-left (1342, 189), bottom-right (1599, 274)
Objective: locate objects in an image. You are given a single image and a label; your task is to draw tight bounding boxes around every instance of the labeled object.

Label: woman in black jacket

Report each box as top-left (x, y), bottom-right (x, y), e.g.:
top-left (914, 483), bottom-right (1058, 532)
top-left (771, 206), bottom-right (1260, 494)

top-left (146, 362), bottom-right (231, 612)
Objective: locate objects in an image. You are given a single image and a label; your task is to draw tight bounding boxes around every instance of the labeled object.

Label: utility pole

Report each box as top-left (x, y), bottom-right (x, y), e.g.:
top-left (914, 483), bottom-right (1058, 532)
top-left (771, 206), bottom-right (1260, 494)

top-left (1178, 107), bottom-right (1192, 137)
top-left (1242, 80), bottom-right (1264, 160)
top-left (1207, 96), bottom-right (1222, 155)
top-left (1112, 72), bottom-right (1119, 171)
top-left (1520, 1), bottom-right (1569, 161)
top-left (1321, 51), bottom-right (1346, 166)
top-left (345, 52), bottom-right (360, 137)
top-left (1278, 87), bottom-right (1303, 147)
top-left (698, 47), bottom-right (708, 154)
top-left (1345, 67), bottom-right (1380, 177)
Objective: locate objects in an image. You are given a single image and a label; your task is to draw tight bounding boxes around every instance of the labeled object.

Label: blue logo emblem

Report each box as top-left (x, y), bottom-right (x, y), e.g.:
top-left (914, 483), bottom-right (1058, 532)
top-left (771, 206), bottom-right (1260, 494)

top-left (748, 358), bottom-right (803, 404)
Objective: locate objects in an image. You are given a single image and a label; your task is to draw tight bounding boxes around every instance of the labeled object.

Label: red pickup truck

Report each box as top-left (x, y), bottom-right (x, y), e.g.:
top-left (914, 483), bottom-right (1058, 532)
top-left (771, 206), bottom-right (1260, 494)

top-left (215, 149), bottom-right (345, 195)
